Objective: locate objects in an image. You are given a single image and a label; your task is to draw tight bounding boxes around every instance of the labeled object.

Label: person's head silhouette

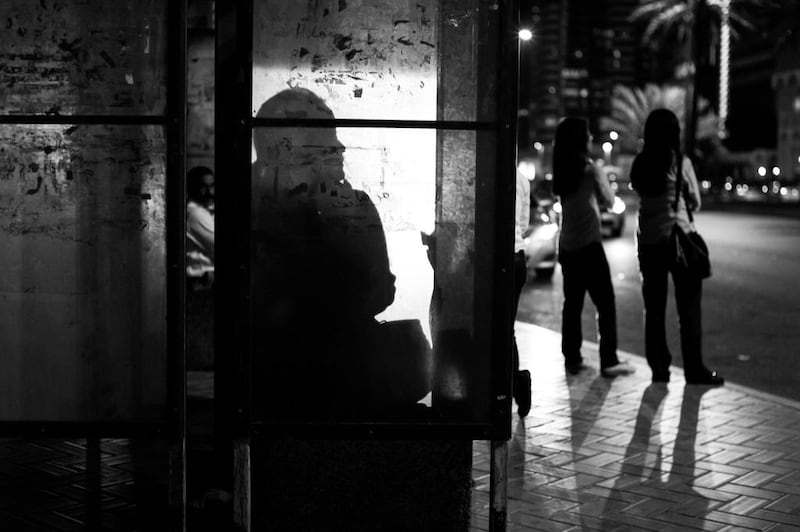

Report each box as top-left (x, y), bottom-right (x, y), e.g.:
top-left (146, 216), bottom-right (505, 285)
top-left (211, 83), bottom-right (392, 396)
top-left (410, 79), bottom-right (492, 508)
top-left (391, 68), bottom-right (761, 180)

top-left (187, 165), bottom-right (215, 209)
top-left (253, 88), bottom-right (346, 195)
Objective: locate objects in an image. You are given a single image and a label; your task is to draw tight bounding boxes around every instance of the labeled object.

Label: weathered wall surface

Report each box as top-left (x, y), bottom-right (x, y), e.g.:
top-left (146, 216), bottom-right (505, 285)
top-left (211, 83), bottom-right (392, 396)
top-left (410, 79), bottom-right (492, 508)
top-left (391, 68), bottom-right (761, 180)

top-left (187, 5), bottom-right (215, 173)
top-left (252, 0), bottom-right (438, 231)
top-left (187, 33), bottom-right (215, 172)
top-left (0, 1), bottom-right (168, 421)
top-left (0, 0), bottom-right (165, 116)
top-left (252, 0), bottom-right (438, 120)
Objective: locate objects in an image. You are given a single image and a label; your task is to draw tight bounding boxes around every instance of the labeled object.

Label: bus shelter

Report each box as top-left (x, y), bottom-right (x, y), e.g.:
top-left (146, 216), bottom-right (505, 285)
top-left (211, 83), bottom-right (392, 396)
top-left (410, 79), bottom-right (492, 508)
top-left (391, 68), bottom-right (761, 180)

top-left (216, 0), bottom-right (519, 529)
top-left (0, 0), bottom-right (520, 529)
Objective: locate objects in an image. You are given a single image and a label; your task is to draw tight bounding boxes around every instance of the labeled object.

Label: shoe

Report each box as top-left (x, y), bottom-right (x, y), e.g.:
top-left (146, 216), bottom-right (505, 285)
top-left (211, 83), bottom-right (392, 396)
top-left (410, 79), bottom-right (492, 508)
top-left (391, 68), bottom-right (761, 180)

top-left (686, 370), bottom-right (724, 386)
top-left (515, 370), bottom-right (532, 417)
top-left (601, 361), bottom-right (635, 378)
top-left (565, 362), bottom-right (587, 375)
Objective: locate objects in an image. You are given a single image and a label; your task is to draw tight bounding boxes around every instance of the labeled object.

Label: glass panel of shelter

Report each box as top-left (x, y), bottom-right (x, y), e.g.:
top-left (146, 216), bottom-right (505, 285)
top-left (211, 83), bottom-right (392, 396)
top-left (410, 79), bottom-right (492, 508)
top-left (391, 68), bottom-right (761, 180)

top-left (0, 0), bottom-right (170, 423)
top-left (247, 0), bottom-right (502, 426)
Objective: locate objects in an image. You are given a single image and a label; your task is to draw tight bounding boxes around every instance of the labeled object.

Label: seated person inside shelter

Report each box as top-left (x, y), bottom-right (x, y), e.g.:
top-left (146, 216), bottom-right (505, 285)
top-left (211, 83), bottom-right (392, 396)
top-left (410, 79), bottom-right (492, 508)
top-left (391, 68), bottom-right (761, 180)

top-left (186, 166), bottom-right (215, 290)
top-left (251, 88), bottom-right (429, 420)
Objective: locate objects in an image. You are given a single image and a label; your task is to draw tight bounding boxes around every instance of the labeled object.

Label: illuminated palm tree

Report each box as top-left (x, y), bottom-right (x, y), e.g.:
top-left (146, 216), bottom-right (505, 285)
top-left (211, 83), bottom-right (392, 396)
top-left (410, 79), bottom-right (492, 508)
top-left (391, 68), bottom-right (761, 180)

top-left (630, 0), bottom-right (773, 152)
top-left (600, 83), bottom-right (717, 155)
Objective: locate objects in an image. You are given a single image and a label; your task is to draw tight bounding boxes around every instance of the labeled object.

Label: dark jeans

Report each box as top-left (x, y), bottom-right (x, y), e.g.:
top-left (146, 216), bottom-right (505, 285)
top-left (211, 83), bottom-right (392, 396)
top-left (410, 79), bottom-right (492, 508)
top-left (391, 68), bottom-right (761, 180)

top-left (638, 241), bottom-right (705, 379)
top-left (559, 241), bottom-right (619, 369)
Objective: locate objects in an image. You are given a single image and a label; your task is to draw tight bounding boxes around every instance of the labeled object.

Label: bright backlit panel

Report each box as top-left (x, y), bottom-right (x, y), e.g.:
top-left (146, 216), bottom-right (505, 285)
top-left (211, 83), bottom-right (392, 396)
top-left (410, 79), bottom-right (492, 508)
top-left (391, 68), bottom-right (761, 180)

top-left (248, 0), bottom-right (502, 426)
top-left (252, 0), bottom-right (438, 121)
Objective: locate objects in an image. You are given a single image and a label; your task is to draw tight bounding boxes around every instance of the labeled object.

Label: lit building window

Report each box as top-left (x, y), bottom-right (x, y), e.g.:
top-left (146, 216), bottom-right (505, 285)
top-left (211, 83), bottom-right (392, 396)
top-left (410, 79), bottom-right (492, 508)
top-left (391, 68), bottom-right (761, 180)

top-left (613, 49), bottom-right (621, 58)
top-left (575, 50), bottom-right (583, 59)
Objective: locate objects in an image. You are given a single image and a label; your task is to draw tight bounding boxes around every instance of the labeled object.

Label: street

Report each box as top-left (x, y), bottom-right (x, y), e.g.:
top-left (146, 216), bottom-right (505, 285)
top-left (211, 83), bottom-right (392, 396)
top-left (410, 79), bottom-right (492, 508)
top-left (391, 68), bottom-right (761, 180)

top-left (518, 199), bottom-right (800, 401)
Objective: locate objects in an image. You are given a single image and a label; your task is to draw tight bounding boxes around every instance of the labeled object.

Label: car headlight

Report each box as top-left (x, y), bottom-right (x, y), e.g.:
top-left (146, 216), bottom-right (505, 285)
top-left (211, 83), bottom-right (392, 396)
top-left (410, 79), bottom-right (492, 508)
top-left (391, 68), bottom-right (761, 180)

top-left (532, 222), bottom-right (559, 241)
top-left (611, 196), bottom-right (625, 215)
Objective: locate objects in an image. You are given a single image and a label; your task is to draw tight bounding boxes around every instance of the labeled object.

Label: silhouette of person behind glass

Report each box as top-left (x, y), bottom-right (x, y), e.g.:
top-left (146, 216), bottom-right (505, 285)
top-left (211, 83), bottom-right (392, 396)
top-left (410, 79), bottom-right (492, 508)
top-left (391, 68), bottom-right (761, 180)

top-left (251, 88), bottom-right (407, 420)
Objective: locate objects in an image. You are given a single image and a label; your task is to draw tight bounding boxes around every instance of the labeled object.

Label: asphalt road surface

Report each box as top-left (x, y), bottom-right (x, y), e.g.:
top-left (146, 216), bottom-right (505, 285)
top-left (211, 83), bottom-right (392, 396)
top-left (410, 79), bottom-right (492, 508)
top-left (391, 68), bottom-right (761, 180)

top-left (518, 199), bottom-right (800, 402)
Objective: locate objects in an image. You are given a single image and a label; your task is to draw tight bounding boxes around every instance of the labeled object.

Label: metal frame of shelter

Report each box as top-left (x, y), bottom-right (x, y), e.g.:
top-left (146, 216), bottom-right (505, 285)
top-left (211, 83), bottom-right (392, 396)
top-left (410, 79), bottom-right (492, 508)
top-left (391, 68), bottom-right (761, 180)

top-left (0, 1), bottom-right (188, 530)
top-left (215, 1), bottom-right (520, 530)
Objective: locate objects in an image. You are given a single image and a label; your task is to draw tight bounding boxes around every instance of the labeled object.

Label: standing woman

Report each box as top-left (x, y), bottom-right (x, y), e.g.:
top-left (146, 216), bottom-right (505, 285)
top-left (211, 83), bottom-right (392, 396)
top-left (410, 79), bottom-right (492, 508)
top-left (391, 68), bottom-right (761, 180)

top-left (630, 109), bottom-right (723, 385)
top-left (554, 117), bottom-right (634, 377)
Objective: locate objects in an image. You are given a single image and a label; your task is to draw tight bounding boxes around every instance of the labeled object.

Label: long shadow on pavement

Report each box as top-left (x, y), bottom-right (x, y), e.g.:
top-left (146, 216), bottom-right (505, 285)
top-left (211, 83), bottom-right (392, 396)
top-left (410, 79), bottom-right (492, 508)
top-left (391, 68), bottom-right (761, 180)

top-left (598, 384), bottom-right (715, 530)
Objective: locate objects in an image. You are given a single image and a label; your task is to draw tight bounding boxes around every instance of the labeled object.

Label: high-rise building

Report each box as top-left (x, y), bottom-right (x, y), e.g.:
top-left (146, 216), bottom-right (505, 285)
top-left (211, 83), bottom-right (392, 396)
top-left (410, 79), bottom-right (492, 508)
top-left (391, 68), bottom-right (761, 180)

top-left (772, 31), bottom-right (800, 182)
top-left (519, 0), bottom-right (565, 149)
top-left (725, 4), bottom-right (798, 153)
top-left (520, 0), bottom-right (646, 150)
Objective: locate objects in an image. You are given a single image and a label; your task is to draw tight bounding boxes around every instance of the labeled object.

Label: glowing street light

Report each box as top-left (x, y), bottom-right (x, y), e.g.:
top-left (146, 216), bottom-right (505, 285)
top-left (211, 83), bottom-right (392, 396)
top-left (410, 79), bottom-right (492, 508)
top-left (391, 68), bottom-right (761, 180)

top-left (758, 166), bottom-right (767, 177)
top-left (609, 131), bottom-right (619, 141)
top-left (518, 28), bottom-right (533, 41)
top-left (602, 141), bottom-right (613, 163)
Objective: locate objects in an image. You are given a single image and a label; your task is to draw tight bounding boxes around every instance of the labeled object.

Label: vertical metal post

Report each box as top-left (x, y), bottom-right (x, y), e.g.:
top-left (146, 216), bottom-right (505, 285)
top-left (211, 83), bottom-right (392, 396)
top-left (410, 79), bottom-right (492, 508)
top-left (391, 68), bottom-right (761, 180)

top-left (167, 0), bottom-right (188, 530)
top-left (233, 438), bottom-right (251, 531)
top-left (489, 439), bottom-right (508, 532)
top-left (489, 3), bottom-right (518, 530)
top-left (217, 0), bottom-right (253, 529)
top-left (86, 438), bottom-right (101, 531)
top-left (489, 0), bottom-right (519, 439)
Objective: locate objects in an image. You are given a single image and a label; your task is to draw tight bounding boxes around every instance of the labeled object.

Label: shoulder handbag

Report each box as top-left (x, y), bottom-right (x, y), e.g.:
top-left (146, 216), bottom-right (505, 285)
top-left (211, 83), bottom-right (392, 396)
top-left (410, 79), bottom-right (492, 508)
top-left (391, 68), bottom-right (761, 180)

top-left (670, 157), bottom-right (711, 279)
top-left (366, 319), bottom-right (432, 406)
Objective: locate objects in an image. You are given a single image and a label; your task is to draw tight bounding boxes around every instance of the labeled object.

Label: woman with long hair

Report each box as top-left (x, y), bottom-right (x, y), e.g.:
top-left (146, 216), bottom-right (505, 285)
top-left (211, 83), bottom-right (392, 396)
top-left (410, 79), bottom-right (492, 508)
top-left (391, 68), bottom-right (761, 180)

top-left (553, 117), bottom-right (633, 377)
top-left (630, 108), bottom-right (723, 385)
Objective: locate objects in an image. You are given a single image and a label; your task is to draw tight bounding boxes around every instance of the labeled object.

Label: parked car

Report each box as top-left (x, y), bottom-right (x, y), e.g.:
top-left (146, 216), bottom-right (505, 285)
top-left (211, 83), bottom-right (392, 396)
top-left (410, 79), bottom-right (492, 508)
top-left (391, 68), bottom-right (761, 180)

top-left (550, 193), bottom-right (626, 240)
top-left (523, 201), bottom-right (559, 280)
top-left (600, 196), bottom-right (626, 237)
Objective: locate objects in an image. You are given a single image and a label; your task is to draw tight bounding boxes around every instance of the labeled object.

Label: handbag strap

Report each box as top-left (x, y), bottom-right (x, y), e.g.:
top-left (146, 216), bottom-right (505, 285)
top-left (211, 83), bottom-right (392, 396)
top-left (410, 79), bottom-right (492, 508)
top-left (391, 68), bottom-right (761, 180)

top-left (673, 154), bottom-right (695, 223)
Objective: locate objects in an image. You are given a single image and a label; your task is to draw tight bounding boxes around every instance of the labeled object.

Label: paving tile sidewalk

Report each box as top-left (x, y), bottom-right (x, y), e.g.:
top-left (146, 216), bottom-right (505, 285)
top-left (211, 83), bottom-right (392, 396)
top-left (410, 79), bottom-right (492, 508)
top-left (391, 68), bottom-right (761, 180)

top-left (471, 322), bottom-right (800, 531)
top-left (3, 322), bottom-right (800, 531)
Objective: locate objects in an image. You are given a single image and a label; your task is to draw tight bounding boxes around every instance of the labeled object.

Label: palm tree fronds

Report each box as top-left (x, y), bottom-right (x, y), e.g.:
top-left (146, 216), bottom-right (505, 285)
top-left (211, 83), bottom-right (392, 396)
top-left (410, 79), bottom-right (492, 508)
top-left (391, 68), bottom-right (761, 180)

top-left (643, 4), bottom-right (690, 42)
top-left (630, 0), bottom-right (677, 22)
top-left (601, 83), bottom-right (717, 154)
